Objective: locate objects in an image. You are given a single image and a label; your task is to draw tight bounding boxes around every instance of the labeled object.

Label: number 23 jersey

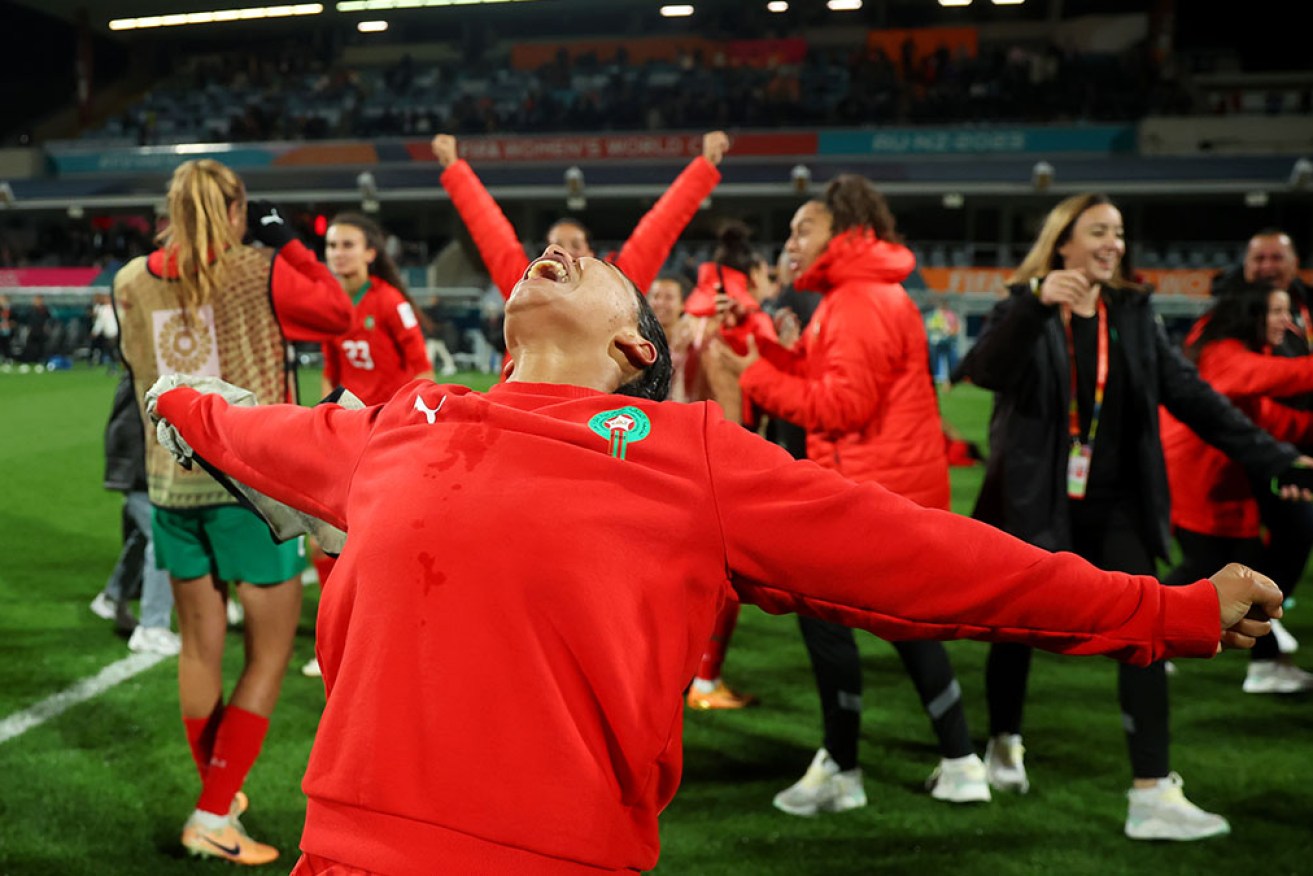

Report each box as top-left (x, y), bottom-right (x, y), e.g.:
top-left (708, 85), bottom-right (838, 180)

top-left (322, 277), bottom-right (430, 405)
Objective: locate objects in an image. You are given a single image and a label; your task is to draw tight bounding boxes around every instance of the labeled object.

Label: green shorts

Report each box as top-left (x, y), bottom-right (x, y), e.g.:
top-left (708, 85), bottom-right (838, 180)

top-left (152, 504), bottom-right (304, 586)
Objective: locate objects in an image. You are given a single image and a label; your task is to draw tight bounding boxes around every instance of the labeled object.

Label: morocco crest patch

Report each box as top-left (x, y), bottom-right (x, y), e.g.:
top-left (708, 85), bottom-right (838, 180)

top-left (588, 407), bottom-right (652, 460)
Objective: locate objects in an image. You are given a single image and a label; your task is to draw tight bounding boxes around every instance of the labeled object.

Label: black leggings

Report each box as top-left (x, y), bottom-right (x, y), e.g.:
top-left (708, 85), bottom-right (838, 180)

top-left (1163, 527), bottom-right (1274, 659)
top-left (799, 615), bottom-right (974, 772)
top-left (986, 500), bottom-right (1171, 780)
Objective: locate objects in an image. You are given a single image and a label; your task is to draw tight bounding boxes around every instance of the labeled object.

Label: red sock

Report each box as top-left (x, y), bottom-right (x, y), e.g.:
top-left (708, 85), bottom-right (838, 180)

top-left (196, 706), bottom-right (270, 816)
top-left (313, 554), bottom-right (336, 588)
top-left (696, 600), bottom-right (741, 682)
top-left (182, 702), bottom-right (225, 781)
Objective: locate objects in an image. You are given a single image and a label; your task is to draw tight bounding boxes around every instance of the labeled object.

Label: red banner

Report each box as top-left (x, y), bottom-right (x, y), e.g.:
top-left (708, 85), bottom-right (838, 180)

top-left (0, 267), bottom-right (102, 287)
top-left (726, 38), bottom-right (808, 67)
top-left (920, 267), bottom-right (1313, 298)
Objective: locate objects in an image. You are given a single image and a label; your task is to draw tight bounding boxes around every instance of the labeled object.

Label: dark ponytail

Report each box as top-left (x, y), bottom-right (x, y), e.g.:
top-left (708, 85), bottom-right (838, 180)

top-left (822, 174), bottom-right (902, 244)
top-left (712, 219), bottom-right (764, 277)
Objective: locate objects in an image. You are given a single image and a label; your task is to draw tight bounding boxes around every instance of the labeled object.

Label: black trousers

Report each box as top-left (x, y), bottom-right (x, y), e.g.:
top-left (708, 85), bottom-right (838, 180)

top-left (771, 416), bottom-right (973, 771)
top-left (1164, 527), bottom-right (1274, 659)
top-left (987, 499), bottom-right (1171, 779)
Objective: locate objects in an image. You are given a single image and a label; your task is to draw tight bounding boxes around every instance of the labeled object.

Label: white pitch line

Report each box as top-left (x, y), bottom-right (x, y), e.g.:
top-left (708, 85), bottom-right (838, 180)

top-left (0, 652), bottom-right (168, 746)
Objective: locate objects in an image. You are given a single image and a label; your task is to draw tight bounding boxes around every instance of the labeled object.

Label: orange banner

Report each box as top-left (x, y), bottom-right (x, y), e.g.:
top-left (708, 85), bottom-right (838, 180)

top-left (865, 27), bottom-right (978, 64)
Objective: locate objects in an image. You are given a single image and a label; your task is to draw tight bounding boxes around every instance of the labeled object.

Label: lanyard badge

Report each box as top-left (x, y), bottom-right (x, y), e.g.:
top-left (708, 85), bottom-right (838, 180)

top-left (1062, 297), bottom-right (1108, 501)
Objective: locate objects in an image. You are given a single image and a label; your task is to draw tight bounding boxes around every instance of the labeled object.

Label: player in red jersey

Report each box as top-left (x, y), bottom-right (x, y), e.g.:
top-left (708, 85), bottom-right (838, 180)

top-left (151, 244), bottom-right (1287, 875)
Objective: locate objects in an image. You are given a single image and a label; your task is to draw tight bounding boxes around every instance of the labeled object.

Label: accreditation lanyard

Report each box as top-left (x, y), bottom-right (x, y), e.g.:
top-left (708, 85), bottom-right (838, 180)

top-left (1063, 296), bottom-right (1108, 500)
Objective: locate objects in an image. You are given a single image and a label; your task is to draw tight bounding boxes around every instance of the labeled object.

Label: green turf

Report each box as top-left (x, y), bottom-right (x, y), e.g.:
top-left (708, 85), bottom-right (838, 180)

top-left (0, 367), bottom-right (1309, 875)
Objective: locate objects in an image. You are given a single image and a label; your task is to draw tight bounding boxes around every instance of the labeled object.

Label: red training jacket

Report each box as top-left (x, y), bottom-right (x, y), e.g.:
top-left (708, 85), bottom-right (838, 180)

top-left (739, 229), bottom-right (949, 509)
top-left (1161, 335), bottom-right (1313, 537)
top-left (441, 156), bottom-right (721, 299)
top-left (156, 380), bottom-right (1222, 876)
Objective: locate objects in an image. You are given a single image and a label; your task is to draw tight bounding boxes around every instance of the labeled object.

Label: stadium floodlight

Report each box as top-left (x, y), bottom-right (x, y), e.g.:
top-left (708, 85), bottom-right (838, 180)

top-left (1031, 160), bottom-right (1054, 191)
top-left (942, 192), bottom-right (965, 209)
top-left (767, 1), bottom-right (788, 10)
top-left (1245, 190), bottom-right (1270, 208)
top-left (357, 19), bottom-right (388, 31)
top-left (337, 0), bottom-right (542, 10)
top-left (938, 0), bottom-right (972, 7)
top-left (109, 4), bottom-right (322, 30)
top-left (660, 4), bottom-right (694, 15)
top-left (827, 0), bottom-right (862, 9)
top-left (991, 0), bottom-right (1024, 5)
top-left (565, 166), bottom-right (586, 211)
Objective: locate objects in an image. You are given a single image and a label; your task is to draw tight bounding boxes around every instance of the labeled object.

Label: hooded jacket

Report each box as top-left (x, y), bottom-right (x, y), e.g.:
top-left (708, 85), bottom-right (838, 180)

top-left (739, 230), bottom-right (949, 509)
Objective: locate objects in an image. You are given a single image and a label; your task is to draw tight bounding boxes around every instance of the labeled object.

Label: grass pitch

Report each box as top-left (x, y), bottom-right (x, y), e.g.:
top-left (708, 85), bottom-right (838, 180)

top-left (0, 366), bottom-right (1309, 875)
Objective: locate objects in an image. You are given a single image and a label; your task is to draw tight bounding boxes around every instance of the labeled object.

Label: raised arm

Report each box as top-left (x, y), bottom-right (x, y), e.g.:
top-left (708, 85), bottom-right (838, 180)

top-left (433, 134), bottom-right (530, 300)
top-left (613, 132), bottom-right (727, 293)
top-left (244, 199), bottom-right (353, 341)
top-left (702, 414), bottom-right (1279, 664)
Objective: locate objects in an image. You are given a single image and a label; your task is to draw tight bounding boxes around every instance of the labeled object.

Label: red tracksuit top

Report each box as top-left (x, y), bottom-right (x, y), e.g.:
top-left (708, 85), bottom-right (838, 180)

top-left (740, 230), bottom-right (950, 509)
top-left (441, 155), bottom-right (721, 299)
top-left (156, 380), bottom-right (1223, 875)
top-left (321, 277), bottom-right (431, 405)
top-left (1161, 335), bottom-right (1313, 537)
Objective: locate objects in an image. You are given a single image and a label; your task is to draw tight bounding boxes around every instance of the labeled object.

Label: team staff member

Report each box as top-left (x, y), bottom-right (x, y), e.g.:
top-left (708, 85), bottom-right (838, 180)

top-left (149, 242), bottom-right (1283, 876)
top-left (958, 193), bottom-right (1311, 841)
top-left (1161, 281), bottom-right (1313, 693)
top-left (319, 212), bottom-right (434, 405)
top-left (720, 175), bottom-right (989, 812)
top-left (113, 158), bottom-right (353, 865)
top-left (432, 131), bottom-right (728, 300)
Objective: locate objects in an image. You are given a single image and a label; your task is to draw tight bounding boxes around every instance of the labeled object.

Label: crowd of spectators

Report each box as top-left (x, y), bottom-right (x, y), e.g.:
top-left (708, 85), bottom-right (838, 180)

top-left (84, 34), bottom-right (1197, 147)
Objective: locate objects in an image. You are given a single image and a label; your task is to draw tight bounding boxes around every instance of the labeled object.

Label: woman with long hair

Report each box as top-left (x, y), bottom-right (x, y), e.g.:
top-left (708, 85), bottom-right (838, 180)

top-left (302, 212), bottom-right (436, 676)
top-left (1161, 280), bottom-right (1313, 693)
top-left (319, 212), bottom-right (434, 404)
top-left (112, 158), bottom-right (352, 864)
top-left (719, 174), bottom-right (990, 811)
top-left (958, 193), bottom-right (1308, 840)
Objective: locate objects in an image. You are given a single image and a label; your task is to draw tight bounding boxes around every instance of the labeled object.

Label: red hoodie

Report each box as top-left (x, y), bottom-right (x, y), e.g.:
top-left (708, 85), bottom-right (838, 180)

top-left (739, 230), bottom-right (948, 509)
top-left (441, 156), bottom-right (721, 300)
top-left (155, 380), bottom-right (1223, 875)
top-left (1161, 331), bottom-right (1313, 537)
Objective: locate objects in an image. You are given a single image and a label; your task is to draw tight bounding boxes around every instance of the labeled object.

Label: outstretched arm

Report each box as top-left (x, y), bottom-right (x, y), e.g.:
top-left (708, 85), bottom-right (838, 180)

top-left (701, 413), bottom-right (1280, 664)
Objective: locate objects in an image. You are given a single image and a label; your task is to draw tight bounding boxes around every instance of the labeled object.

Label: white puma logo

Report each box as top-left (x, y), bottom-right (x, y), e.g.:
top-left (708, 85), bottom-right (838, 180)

top-left (260, 211), bottom-right (282, 226)
top-left (414, 394), bottom-right (447, 424)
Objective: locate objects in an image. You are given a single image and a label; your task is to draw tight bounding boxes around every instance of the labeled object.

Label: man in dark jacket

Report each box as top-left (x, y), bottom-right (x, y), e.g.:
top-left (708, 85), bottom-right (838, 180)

top-left (89, 374), bottom-right (181, 654)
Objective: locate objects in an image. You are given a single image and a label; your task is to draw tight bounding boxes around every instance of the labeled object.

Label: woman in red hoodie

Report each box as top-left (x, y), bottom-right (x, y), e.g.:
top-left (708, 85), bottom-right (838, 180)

top-left (1161, 280), bottom-right (1313, 693)
top-left (719, 175), bottom-right (989, 812)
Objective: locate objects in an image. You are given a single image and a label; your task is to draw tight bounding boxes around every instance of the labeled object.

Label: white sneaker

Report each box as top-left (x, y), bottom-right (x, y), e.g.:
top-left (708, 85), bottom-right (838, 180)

top-left (90, 592), bottom-right (117, 620)
top-left (128, 625), bottom-right (181, 656)
top-left (226, 599), bottom-right (244, 627)
top-left (984, 734), bottom-right (1030, 794)
top-left (301, 657), bottom-right (322, 678)
top-left (1271, 617), bottom-right (1299, 654)
top-left (1125, 773), bottom-right (1229, 841)
top-left (1243, 660), bottom-right (1313, 694)
top-left (772, 748), bottom-right (867, 816)
top-left (926, 754), bottom-right (992, 803)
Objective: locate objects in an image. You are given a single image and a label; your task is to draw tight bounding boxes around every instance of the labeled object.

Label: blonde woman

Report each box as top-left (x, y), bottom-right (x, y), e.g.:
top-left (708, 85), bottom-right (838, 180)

top-left (958, 193), bottom-right (1311, 840)
top-left (113, 158), bottom-right (352, 864)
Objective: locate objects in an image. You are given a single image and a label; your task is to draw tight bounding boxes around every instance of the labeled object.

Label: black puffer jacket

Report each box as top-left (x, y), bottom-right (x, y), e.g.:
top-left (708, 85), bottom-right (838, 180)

top-left (960, 282), bottom-right (1298, 559)
top-left (103, 374), bottom-right (146, 492)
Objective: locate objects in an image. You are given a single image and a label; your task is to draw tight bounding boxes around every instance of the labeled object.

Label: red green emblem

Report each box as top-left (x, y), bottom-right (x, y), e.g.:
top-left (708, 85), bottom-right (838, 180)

top-left (588, 407), bottom-right (652, 460)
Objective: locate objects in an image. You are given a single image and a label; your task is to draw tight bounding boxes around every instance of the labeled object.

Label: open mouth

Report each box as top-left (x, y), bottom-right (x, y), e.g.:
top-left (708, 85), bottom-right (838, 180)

top-left (524, 252), bottom-right (572, 284)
